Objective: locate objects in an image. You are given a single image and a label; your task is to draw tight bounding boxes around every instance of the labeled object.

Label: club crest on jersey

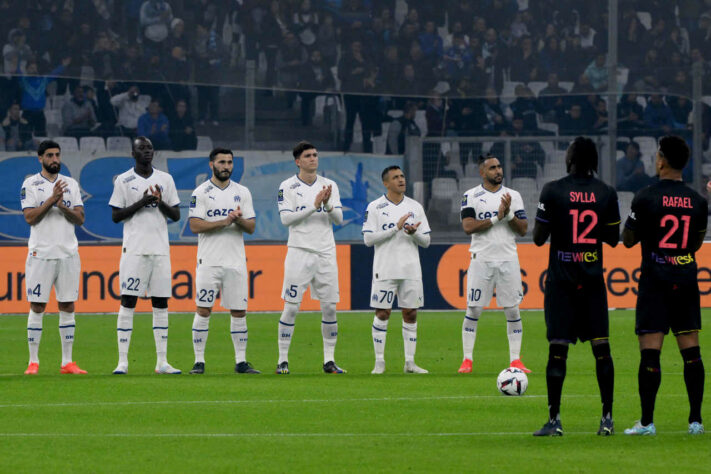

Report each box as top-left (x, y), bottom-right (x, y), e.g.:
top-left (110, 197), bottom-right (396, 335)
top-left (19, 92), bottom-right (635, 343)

top-left (234, 195), bottom-right (241, 202)
top-left (190, 196), bottom-right (196, 208)
top-left (20, 187), bottom-right (26, 199)
top-left (278, 189), bottom-right (284, 202)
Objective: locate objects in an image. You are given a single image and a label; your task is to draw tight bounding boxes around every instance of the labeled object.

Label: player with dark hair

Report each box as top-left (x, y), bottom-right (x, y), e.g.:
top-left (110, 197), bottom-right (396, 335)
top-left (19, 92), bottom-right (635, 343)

top-left (275, 141), bottom-right (345, 374)
top-left (458, 154), bottom-right (530, 375)
top-left (21, 140), bottom-right (87, 374)
top-left (363, 165), bottom-right (431, 374)
top-left (532, 136), bottom-right (620, 436)
top-left (187, 148), bottom-right (259, 374)
top-left (622, 135), bottom-right (707, 436)
top-left (109, 136), bottom-right (182, 374)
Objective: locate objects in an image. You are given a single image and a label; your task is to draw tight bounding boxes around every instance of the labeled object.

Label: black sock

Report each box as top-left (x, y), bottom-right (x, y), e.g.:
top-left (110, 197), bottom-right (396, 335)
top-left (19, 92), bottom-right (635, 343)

top-left (680, 346), bottom-right (704, 424)
top-left (639, 349), bottom-right (661, 426)
top-left (546, 343), bottom-right (569, 421)
top-left (592, 342), bottom-right (614, 419)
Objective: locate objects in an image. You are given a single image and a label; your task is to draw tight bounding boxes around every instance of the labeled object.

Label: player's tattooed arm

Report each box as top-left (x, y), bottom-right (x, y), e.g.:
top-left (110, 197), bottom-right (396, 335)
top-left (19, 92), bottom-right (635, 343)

top-left (23, 179), bottom-right (67, 225)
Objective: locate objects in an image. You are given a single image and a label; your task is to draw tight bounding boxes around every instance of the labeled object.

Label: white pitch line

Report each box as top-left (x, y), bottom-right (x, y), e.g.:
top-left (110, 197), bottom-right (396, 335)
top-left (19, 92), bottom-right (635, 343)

top-left (0, 431), bottom-right (692, 438)
top-left (0, 393), bottom-right (688, 409)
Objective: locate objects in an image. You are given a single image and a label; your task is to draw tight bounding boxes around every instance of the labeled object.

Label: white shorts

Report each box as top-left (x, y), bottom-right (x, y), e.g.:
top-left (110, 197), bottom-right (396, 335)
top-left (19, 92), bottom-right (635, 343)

top-left (466, 258), bottom-right (523, 308)
top-left (25, 253), bottom-right (80, 303)
top-left (195, 264), bottom-right (248, 310)
top-left (119, 254), bottom-right (172, 298)
top-left (370, 279), bottom-right (424, 309)
top-left (282, 247), bottom-right (339, 304)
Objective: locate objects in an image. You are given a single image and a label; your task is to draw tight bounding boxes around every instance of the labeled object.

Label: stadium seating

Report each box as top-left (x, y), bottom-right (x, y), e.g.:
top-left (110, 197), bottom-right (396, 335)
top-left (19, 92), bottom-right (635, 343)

top-left (79, 137), bottom-right (106, 154)
top-left (107, 136), bottom-right (132, 153)
top-left (501, 81), bottom-right (523, 105)
top-left (196, 136), bottom-right (214, 151)
top-left (53, 137), bottom-right (79, 153)
top-left (527, 81), bottom-right (548, 97)
top-left (618, 191), bottom-right (635, 220)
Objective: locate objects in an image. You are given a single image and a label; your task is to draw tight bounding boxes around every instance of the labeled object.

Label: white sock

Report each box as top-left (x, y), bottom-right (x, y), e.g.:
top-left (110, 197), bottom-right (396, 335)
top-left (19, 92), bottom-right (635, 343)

top-left (231, 316), bottom-right (248, 363)
top-left (192, 313), bottom-right (210, 364)
top-left (372, 316), bottom-right (388, 362)
top-left (278, 302), bottom-right (299, 364)
top-left (59, 311), bottom-right (76, 366)
top-left (153, 307), bottom-right (169, 365)
top-left (402, 321), bottom-right (418, 363)
top-left (321, 302), bottom-right (338, 363)
top-left (504, 306), bottom-right (523, 362)
top-left (463, 307), bottom-right (482, 360)
top-left (117, 305), bottom-right (134, 366)
top-left (27, 310), bottom-right (43, 364)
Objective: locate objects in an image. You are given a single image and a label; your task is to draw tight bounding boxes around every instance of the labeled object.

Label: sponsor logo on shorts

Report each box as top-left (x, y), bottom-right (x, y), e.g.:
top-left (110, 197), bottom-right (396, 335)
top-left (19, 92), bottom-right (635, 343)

top-left (556, 250), bottom-right (599, 263)
top-left (650, 251), bottom-right (694, 266)
top-left (371, 294), bottom-right (379, 302)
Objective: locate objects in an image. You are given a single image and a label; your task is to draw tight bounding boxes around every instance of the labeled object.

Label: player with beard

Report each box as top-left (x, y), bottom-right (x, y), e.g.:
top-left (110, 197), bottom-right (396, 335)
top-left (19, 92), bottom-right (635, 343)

top-left (109, 136), bottom-right (181, 374)
top-left (458, 155), bottom-right (530, 375)
top-left (187, 148), bottom-right (260, 375)
top-left (21, 140), bottom-right (87, 375)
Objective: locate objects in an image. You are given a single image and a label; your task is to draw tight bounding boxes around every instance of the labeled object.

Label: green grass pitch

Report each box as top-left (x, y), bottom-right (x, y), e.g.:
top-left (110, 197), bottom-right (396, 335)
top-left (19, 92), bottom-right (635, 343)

top-left (0, 310), bottom-right (709, 472)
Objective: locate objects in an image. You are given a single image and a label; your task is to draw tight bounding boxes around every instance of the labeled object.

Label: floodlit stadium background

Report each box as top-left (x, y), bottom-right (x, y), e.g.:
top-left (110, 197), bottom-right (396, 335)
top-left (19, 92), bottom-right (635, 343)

top-left (2, 0), bottom-right (711, 312)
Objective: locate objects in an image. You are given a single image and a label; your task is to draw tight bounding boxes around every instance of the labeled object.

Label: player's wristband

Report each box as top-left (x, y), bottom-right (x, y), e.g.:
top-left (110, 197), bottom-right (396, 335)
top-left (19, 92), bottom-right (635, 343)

top-left (324, 203), bottom-right (333, 212)
top-left (506, 212), bottom-right (515, 221)
top-left (490, 215), bottom-right (499, 225)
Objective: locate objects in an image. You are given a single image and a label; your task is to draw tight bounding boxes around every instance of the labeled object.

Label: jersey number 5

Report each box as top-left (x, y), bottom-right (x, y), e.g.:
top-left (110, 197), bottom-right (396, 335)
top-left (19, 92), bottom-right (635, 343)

top-left (659, 214), bottom-right (690, 249)
top-left (570, 209), bottom-right (598, 244)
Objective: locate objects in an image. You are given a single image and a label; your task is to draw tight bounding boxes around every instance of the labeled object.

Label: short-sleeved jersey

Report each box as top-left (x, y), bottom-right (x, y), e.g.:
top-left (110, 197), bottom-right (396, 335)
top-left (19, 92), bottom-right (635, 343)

top-left (362, 194), bottom-right (431, 280)
top-left (625, 179), bottom-right (708, 283)
top-left (277, 174), bottom-right (342, 252)
top-left (21, 173), bottom-right (83, 259)
top-left (536, 175), bottom-right (620, 282)
top-left (189, 179), bottom-right (256, 267)
top-left (109, 167), bottom-right (180, 256)
top-left (460, 184), bottom-right (526, 261)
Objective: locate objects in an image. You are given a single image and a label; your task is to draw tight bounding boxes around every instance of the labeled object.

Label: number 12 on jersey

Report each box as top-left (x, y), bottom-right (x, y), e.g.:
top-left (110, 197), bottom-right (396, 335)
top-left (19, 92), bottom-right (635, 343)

top-left (570, 209), bottom-right (598, 244)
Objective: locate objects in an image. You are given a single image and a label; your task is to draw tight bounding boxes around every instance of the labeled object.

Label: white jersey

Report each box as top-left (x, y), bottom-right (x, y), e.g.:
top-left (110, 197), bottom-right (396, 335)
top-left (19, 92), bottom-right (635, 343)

top-left (109, 167), bottom-right (180, 256)
top-left (362, 195), bottom-right (431, 280)
top-left (189, 179), bottom-right (256, 267)
top-left (277, 174), bottom-right (342, 252)
top-left (461, 184), bottom-right (525, 262)
top-left (20, 173), bottom-right (82, 259)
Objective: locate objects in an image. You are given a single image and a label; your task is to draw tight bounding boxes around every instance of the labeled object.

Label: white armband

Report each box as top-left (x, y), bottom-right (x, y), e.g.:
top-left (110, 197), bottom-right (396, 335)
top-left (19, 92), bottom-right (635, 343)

top-left (490, 215), bottom-right (499, 225)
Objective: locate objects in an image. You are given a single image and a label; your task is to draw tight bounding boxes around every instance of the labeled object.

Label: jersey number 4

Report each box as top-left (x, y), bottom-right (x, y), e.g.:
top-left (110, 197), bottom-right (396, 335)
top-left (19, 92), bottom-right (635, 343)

top-left (659, 214), bottom-right (690, 249)
top-left (570, 209), bottom-right (597, 244)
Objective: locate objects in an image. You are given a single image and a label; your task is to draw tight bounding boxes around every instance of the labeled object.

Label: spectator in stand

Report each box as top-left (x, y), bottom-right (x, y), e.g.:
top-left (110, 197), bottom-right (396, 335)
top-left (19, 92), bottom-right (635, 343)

top-left (538, 36), bottom-right (564, 76)
top-left (538, 72), bottom-right (567, 122)
top-left (92, 32), bottom-right (121, 80)
top-left (261, 1), bottom-right (288, 88)
top-left (690, 13), bottom-right (711, 50)
top-left (317, 13), bottom-right (338, 67)
top-left (298, 49), bottom-right (335, 126)
top-left (483, 0), bottom-right (517, 32)
top-left (339, 39), bottom-right (369, 151)
top-left (194, 21), bottom-right (223, 125)
top-left (630, 49), bottom-right (662, 93)
top-left (481, 27), bottom-right (508, 88)
top-left (558, 104), bottom-right (593, 142)
top-left (293, 0), bottom-right (320, 49)
top-left (2, 102), bottom-right (32, 151)
top-left (584, 53), bottom-right (608, 91)
top-left (379, 45), bottom-right (401, 87)
top-left (3, 29), bottom-right (32, 73)
top-left (425, 94), bottom-right (446, 137)
top-left (483, 86), bottom-right (512, 132)
top-left (166, 18), bottom-right (189, 54)
top-left (137, 99), bottom-right (171, 150)
top-left (509, 36), bottom-right (539, 82)
top-left (140, 0), bottom-right (173, 52)
top-left (276, 31), bottom-right (307, 107)
top-left (592, 98), bottom-right (608, 133)
top-left (386, 101), bottom-right (421, 155)
top-left (18, 57), bottom-right (71, 137)
top-left (448, 78), bottom-right (486, 164)
top-left (111, 84), bottom-right (151, 137)
top-left (644, 94), bottom-right (674, 136)
top-left (168, 98), bottom-right (196, 151)
top-left (617, 93), bottom-right (647, 137)
top-left (577, 22), bottom-right (597, 55)
top-left (560, 35), bottom-right (586, 81)
top-left (443, 33), bottom-right (473, 82)
top-left (418, 20), bottom-right (443, 61)
top-left (62, 85), bottom-right (97, 138)
top-left (667, 95), bottom-right (693, 131)
top-left (616, 141), bottom-right (653, 192)
top-left (509, 85), bottom-right (541, 132)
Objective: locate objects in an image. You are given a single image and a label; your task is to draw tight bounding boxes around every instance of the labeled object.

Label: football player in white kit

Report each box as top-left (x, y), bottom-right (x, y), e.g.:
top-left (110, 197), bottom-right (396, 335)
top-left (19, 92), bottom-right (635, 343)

top-left (362, 166), bottom-right (431, 374)
top-left (188, 148), bottom-right (260, 375)
top-left (21, 140), bottom-right (87, 375)
top-left (458, 155), bottom-right (531, 374)
top-left (275, 141), bottom-right (345, 374)
top-left (109, 136), bottom-right (181, 374)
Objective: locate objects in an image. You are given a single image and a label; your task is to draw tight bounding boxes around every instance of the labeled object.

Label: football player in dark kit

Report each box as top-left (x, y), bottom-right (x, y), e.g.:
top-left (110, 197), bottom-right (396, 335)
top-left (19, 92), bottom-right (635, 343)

top-left (622, 135), bottom-right (708, 436)
top-left (532, 137), bottom-right (621, 436)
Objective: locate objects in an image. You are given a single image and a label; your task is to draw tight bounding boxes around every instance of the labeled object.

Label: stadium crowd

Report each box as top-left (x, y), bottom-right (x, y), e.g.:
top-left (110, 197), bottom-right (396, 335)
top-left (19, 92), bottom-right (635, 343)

top-left (0, 0), bottom-right (710, 164)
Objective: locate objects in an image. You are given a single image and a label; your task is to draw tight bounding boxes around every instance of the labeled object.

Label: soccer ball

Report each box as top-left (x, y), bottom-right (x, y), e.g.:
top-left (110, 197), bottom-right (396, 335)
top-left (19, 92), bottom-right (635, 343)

top-left (496, 367), bottom-right (528, 396)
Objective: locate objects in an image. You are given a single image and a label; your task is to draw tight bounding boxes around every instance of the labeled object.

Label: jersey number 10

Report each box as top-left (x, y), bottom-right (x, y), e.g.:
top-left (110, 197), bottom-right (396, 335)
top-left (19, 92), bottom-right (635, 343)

top-left (570, 209), bottom-right (598, 244)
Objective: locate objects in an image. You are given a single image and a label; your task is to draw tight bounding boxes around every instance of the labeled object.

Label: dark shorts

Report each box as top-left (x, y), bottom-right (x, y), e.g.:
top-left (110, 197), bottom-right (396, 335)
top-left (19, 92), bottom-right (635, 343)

top-left (544, 278), bottom-right (609, 343)
top-left (636, 275), bottom-right (701, 335)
